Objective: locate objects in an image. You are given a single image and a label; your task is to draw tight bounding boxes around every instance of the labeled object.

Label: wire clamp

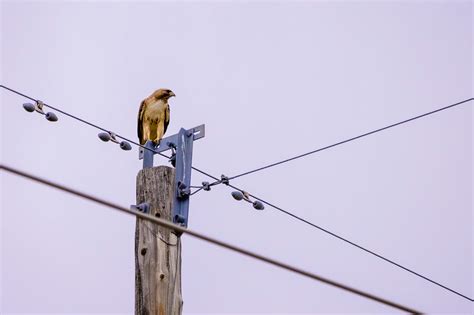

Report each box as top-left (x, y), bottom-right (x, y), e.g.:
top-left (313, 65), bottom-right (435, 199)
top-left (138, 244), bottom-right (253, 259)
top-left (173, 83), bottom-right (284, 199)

top-left (220, 174), bottom-right (230, 185)
top-left (167, 143), bottom-right (177, 167)
top-left (131, 202), bottom-right (150, 214)
top-left (177, 181), bottom-right (191, 199)
top-left (202, 181), bottom-right (211, 191)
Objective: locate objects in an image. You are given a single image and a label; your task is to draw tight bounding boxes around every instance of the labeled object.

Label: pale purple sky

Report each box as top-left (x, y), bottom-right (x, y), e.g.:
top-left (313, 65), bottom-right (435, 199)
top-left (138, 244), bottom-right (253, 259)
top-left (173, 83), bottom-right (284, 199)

top-left (1, 1), bottom-right (472, 314)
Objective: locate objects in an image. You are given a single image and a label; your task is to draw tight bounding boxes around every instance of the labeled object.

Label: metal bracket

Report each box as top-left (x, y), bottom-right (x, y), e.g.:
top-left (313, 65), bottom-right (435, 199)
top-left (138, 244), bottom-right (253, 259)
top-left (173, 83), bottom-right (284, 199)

top-left (35, 100), bottom-right (45, 114)
top-left (139, 124), bottom-right (205, 165)
top-left (138, 124), bottom-right (205, 228)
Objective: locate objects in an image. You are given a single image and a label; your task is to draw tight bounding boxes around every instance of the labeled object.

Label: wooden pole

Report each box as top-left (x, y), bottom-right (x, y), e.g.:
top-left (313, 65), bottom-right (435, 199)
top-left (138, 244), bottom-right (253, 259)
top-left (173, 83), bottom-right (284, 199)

top-left (135, 166), bottom-right (183, 315)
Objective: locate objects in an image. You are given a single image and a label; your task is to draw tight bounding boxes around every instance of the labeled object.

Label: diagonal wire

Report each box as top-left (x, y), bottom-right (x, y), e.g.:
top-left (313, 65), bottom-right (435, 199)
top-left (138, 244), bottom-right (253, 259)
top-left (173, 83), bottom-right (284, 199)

top-left (228, 184), bottom-right (474, 302)
top-left (0, 84), bottom-right (219, 180)
top-left (0, 164), bottom-right (421, 314)
top-left (0, 84), bottom-right (173, 159)
top-left (1, 84), bottom-right (472, 302)
top-left (228, 98), bottom-right (474, 180)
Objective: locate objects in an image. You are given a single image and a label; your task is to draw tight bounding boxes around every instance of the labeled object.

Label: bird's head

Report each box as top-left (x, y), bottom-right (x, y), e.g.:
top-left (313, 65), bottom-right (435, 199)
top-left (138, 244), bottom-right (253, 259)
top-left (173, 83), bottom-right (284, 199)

top-left (152, 88), bottom-right (176, 101)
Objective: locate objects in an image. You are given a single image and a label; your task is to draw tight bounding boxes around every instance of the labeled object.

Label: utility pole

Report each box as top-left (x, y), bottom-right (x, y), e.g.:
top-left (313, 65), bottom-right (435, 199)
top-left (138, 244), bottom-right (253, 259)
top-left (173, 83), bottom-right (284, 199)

top-left (135, 166), bottom-right (183, 315)
top-left (134, 124), bottom-right (205, 315)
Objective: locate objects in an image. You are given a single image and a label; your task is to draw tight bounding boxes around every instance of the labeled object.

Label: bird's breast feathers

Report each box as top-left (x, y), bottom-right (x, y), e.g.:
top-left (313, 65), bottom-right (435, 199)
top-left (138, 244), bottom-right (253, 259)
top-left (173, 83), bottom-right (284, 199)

top-left (144, 99), bottom-right (168, 123)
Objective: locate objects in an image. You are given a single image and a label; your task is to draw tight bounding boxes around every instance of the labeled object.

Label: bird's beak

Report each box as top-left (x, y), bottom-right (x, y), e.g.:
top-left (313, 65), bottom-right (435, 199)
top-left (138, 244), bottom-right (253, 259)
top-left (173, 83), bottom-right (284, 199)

top-left (169, 91), bottom-right (176, 97)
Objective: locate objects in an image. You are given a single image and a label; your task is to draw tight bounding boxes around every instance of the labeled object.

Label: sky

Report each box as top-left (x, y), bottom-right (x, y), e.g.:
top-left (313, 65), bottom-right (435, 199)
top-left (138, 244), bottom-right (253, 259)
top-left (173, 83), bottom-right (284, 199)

top-left (1, 0), bottom-right (473, 314)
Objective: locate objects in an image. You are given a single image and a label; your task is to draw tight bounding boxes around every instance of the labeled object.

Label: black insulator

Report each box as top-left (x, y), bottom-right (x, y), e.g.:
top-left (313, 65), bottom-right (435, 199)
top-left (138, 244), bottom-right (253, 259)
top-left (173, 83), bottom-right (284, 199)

top-left (45, 112), bottom-right (58, 122)
top-left (98, 132), bottom-right (111, 142)
top-left (253, 200), bottom-right (265, 210)
top-left (120, 141), bottom-right (132, 151)
top-left (23, 103), bottom-right (35, 112)
top-left (231, 191), bottom-right (244, 201)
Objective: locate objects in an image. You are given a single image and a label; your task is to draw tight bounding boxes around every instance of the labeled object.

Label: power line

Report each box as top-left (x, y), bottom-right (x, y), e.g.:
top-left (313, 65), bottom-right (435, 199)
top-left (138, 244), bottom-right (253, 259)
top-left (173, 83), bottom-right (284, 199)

top-left (234, 187), bottom-right (474, 302)
top-left (0, 84), bottom-right (223, 184)
top-left (0, 84), bottom-right (175, 158)
top-left (0, 85), bottom-right (221, 181)
top-left (1, 84), bottom-right (472, 302)
top-left (0, 164), bottom-right (421, 314)
top-left (228, 98), bottom-right (473, 180)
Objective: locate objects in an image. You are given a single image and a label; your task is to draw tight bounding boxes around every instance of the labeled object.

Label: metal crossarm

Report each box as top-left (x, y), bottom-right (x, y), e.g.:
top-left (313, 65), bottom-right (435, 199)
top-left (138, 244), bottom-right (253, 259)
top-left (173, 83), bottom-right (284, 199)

top-left (138, 124), bottom-right (205, 228)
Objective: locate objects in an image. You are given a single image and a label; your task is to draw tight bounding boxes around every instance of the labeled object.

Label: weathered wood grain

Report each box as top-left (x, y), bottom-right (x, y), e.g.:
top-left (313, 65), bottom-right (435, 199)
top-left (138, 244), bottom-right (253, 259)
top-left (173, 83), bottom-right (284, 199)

top-left (135, 166), bottom-right (183, 315)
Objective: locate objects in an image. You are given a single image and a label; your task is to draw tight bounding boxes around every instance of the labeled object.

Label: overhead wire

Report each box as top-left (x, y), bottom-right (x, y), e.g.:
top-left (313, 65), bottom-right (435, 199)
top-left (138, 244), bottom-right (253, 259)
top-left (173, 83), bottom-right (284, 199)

top-left (0, 84), bottom-right (221, 180)
top-left (234, 187), bottom-right (474, 302)
top-left (1, 84), bottom-right (472, 302)
top-left (0, 164), bottom-right (420, 314)
top-left (228, 98), bottom-right (474, 180)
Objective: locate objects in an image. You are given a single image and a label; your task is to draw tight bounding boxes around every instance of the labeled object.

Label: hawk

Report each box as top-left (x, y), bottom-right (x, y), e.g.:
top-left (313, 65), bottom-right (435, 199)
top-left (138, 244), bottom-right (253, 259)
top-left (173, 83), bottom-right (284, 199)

top-left (137, 88), bottom-right (175, 146)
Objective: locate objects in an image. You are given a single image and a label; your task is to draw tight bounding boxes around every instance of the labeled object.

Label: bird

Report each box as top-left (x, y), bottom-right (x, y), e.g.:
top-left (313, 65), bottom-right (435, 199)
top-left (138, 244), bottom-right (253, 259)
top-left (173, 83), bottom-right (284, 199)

top-left (137, 88), bottom-right (175, 146)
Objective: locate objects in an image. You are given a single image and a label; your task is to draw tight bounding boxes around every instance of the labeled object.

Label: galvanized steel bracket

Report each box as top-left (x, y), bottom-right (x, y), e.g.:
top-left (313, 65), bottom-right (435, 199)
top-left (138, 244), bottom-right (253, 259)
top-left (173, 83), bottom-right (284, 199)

top-left (138, 124), bottom-right (205, 228)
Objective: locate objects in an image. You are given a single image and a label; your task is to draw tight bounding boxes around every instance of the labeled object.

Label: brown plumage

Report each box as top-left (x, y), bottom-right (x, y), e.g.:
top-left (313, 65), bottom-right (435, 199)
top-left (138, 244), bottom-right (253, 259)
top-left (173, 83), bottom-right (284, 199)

top-left (137, 89), bottom-right (175, 145)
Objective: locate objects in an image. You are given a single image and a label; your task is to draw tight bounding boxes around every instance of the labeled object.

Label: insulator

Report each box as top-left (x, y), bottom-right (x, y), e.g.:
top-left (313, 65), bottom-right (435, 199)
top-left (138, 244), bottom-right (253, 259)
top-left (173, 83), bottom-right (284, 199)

top-left (98, 132), bottom-right (111, 142)
top-left (45, 112), bottom-right (58, 122)
top-left (23, 103), bottom-right (35, 112)
top-left (253, 200), bottom-right (265, 210)
top-left (231, 191), bottom-right (244, 201)
top-left (120, 141), bottom-right (132, 151)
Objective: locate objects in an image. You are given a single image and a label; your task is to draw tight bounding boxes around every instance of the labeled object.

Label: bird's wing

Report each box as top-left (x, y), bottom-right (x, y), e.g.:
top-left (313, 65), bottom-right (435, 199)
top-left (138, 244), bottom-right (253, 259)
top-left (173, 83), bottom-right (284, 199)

top-left (137, 100), bottom-right (146, 144)
top-left (163, 104), bottom-right (170, 135)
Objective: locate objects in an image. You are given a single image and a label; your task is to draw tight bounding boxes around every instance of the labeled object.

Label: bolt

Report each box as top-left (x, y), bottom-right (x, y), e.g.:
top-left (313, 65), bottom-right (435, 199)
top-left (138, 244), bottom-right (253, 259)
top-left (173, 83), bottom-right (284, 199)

top-left (141, 248), bottom-right (147, 256)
